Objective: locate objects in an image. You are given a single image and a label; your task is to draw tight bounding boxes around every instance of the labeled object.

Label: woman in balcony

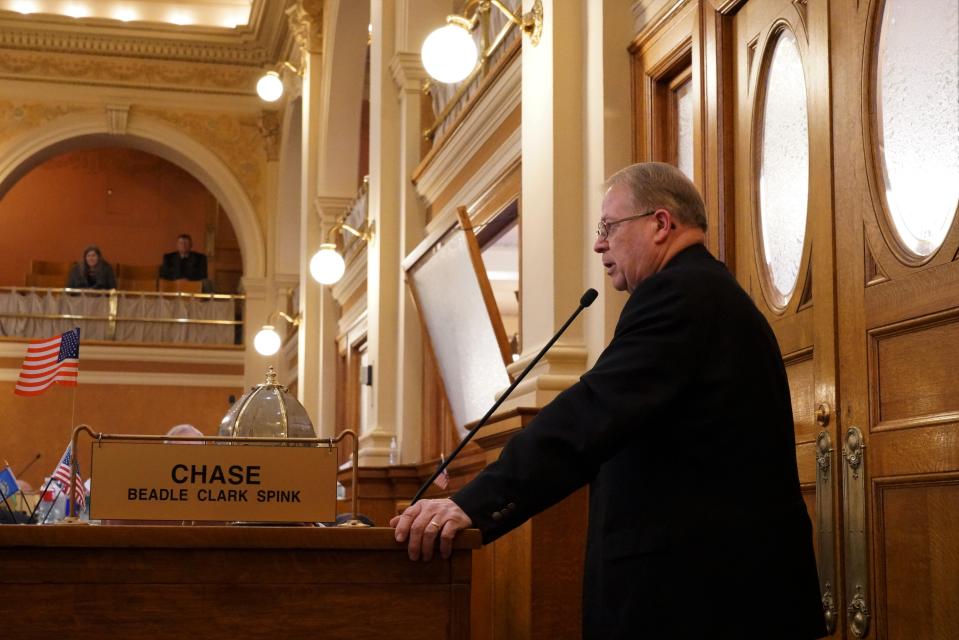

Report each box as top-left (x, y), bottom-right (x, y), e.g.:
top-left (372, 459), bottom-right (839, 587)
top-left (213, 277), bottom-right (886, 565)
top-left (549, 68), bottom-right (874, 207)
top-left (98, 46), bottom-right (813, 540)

top-left (66, 245), bottom-right (117, 290)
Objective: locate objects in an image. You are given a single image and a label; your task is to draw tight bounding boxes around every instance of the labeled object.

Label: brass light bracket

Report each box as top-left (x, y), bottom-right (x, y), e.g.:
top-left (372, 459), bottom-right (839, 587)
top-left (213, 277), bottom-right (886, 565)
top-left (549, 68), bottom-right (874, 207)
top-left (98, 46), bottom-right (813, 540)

top-left (325, 219), bottom-right (376, 247)
top-left (261, 288), bottom-right (300, 330)
top-left (280, 60), bottom-right (303, 77)
top-left (488, 0), bottom-right (543, 46)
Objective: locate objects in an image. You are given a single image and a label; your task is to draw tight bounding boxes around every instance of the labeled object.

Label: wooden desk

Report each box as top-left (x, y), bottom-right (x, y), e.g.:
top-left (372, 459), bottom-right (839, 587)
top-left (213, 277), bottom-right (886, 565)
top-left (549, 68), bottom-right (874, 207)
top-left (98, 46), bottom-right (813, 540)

top-left (0, 525), bottom-right (480, 639)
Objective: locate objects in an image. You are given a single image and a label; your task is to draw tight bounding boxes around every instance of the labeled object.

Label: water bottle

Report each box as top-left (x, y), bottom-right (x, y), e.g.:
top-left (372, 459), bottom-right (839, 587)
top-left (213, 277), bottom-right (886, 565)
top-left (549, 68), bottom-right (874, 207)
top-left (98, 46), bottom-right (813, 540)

top-left (34, 484), bottom-right (65, 524)
top-left (388, 436), bottom-right (398, 465)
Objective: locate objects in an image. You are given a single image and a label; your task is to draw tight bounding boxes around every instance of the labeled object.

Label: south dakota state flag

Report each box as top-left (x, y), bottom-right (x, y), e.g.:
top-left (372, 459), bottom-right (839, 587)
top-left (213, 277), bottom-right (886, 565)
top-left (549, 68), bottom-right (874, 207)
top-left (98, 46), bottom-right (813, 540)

top-left (0, 466), bottom-right (19, 500)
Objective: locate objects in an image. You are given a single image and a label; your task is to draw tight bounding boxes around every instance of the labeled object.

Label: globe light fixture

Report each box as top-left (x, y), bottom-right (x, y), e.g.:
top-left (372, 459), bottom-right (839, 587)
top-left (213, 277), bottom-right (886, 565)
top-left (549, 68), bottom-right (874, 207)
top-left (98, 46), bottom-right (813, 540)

top-left (309, 217), bottom-right (375, 286)
top-left (421, 19), bottom-right (478, 84)
top-left (310, 244), bottom-right (346, 285)
top-left (253, 325), bottom-right (282, 356)
top-left (420, 0), bottom-right (543, 84)
top-left (256, 71), bottom-right (284, 102)
top-left (252, 289), bottom-right (300, 357)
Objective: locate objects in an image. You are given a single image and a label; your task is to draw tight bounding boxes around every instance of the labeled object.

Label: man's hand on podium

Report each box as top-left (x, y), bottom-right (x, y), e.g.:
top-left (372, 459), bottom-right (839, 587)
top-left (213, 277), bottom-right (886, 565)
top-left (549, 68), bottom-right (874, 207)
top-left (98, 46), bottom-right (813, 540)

top-left (391, 498), bottom-right (472, 562)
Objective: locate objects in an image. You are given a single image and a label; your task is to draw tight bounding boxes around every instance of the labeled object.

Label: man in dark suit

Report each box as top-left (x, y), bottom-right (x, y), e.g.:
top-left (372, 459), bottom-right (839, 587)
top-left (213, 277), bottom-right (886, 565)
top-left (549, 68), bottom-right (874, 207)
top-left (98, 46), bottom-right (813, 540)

top-left (159, 234), bottom-right (207, 281)
top-left (391, 163), bottom-right (825, 639)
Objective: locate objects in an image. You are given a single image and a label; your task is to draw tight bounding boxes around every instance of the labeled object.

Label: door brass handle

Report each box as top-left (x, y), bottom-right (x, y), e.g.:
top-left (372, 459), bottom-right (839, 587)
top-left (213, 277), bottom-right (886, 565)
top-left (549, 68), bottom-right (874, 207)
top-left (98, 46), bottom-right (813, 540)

top-left (842, 426), bottom-right (870, 638)
top-left (815, 429), bottom-right (837, 635)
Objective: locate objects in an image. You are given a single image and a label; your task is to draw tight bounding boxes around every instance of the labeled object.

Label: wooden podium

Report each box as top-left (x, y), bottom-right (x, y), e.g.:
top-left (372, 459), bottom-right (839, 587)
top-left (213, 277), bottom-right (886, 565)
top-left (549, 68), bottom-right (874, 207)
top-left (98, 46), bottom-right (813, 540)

top-left (0, 525), bottom-right (480, 639)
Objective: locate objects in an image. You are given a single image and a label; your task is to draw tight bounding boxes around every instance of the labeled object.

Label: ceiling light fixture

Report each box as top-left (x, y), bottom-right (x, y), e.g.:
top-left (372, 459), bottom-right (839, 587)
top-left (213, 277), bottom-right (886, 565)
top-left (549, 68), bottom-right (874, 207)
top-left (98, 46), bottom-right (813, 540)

top-left (62, 2), bottom-right (90, 18)
top-left (112, 6), bottom-right (138, 22)
top-left (12, 0), bottom-right (39, 13)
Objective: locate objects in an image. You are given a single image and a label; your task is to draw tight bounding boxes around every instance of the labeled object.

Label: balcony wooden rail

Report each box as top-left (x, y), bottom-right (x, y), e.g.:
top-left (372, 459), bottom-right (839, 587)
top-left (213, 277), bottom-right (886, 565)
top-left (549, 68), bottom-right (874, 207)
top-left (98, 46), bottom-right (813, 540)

top-left (0, 286), bottom-right (244, 345)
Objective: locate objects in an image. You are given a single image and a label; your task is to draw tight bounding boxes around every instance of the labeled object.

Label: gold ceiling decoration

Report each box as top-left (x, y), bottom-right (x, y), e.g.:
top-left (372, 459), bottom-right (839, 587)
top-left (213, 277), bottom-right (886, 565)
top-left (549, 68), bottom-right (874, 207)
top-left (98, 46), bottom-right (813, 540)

top-left (0, 0), bottom-right (293, 66)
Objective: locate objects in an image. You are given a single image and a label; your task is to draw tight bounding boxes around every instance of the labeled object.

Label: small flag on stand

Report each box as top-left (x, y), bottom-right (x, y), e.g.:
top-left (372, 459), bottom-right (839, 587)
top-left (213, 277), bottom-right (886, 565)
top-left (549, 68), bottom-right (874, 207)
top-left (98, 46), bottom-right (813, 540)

top-left (0, 466), bottom-right (19, 501)
top-left (14, 328), bottom-right (81, 397)
top-left (50, 444), bottom-right (85, 511)
top-left (433, 453), bottom-right (450, 491)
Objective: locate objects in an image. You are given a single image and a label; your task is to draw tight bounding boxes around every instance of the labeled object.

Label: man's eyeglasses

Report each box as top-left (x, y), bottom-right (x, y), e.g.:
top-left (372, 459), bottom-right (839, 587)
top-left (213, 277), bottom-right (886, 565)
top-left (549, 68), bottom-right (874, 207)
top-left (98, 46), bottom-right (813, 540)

top-left (596, 210), bottom-right (656, 240)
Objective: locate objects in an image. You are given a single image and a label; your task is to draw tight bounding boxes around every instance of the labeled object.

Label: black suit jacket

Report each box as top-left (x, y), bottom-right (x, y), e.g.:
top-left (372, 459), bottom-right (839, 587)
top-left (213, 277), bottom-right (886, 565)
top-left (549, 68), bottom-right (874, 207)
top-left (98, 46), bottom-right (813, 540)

top-left (159, 251), bottom-right (207, 281)
top-left (453, 244), bottom-right (825, 639)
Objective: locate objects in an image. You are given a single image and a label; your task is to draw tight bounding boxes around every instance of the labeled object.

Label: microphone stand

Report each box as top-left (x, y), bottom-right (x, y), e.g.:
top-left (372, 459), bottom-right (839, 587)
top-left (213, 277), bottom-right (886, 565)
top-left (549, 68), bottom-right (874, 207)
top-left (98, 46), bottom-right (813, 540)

top-left (411, 288), bottom-right (598, 505)
top-left (16, 453), bottom-right (41, 477)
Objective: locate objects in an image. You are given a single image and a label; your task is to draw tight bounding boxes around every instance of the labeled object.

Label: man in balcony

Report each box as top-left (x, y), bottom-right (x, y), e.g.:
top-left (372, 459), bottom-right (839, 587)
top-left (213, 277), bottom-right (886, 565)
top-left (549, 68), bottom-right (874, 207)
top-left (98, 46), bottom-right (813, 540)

top-left (159, 234), bottom-right (208, 282)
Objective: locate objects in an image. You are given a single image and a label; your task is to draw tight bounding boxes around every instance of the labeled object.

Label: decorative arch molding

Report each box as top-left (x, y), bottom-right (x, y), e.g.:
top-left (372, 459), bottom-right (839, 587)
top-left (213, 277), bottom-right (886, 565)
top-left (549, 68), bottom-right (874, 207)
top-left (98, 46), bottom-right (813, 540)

top-left (0, 111), bottom-right (265, 278)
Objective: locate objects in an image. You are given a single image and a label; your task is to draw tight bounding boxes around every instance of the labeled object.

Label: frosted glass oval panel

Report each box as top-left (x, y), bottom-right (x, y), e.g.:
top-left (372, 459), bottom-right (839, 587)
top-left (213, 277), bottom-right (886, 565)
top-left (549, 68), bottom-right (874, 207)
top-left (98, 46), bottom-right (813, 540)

top-left (758, 29), bottom-right (809, 304)
top-left (876, 0), bottom-right (959, 256)
top-left (676, 79), bottom-right (694, 180)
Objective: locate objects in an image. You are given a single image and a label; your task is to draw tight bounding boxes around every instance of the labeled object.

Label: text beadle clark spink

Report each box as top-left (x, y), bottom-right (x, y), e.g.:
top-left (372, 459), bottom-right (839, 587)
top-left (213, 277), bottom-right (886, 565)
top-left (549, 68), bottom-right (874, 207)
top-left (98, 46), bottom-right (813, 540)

top-left (127, 487), bottom-right (302, 503)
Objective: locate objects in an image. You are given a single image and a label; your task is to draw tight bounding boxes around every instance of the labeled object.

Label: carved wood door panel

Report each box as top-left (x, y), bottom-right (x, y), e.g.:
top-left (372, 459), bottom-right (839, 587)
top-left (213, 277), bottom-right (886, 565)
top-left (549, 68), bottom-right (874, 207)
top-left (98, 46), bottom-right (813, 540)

top-left (730, 0), bottom-right (843, 635)
top-left (831, 0), bottom-right (959, 638)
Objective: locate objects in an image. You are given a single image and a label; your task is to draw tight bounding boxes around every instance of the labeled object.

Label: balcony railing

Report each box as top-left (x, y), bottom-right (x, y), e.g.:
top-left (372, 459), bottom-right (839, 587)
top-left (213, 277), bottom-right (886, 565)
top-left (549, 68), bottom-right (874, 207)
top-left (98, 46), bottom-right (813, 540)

top-left (0, 287), bottom-right (243, 346)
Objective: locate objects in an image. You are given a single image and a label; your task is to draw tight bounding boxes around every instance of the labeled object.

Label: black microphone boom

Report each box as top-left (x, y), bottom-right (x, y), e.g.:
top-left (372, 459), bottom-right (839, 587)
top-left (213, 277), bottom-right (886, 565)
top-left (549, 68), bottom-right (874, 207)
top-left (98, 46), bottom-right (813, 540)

top-left (16, 453), bottom-right (41, 477)
top-left (410, 288), bottom-right (599, 504)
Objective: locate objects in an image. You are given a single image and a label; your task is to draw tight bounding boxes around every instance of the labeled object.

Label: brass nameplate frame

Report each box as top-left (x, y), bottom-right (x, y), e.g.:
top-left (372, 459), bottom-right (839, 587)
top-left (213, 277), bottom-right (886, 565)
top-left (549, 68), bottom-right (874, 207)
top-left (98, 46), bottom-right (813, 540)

top-left (90, 442), bottom-right (337, 523)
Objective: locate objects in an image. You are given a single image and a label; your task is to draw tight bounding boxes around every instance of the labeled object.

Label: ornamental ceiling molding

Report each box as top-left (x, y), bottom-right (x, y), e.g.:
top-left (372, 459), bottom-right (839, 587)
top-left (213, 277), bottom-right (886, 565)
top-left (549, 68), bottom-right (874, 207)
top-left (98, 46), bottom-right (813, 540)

top-left (0, 0), bottom-right (290, 66)
top-left (135, 106), bottom-right (267, 213)
top-left (0, 49), bottom-right (262, 94)
top-left (0, 100), bottom-right (92, 144)
top-left (285, 0), bottom-right (324, 57)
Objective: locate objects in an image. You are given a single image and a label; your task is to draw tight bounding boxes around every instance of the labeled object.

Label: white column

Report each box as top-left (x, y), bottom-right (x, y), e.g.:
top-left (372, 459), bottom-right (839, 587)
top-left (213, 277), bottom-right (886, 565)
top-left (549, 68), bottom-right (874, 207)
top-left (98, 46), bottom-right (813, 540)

top-left (362, 0), bottom-right (403, 464)
top-left (241, 276), bottom-right (271, 388)
top-left (312, 196), bottom-right (352, 438)
top-left (583, 0), bottom-right (635, 362)
top-left (297, 63), bottom-right (323, 425)
top-left (390, 51), bottom-right (432, 464)
top-left (506, 0), bottom-right (591, 409)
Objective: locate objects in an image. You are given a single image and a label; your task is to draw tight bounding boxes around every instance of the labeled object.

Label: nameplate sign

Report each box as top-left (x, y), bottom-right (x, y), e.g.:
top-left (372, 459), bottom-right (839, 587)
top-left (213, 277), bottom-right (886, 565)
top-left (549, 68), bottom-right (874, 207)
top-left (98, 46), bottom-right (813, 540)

top-left (90, 442), bottom-right (337, 522)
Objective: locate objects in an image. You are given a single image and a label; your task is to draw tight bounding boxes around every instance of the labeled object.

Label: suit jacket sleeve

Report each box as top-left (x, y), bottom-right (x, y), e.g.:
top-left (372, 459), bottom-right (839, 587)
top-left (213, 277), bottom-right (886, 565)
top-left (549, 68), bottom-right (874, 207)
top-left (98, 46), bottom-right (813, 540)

top-left (196, 253), bottom-right (208, 280)
top-left (158, 253), bottom-right (175, 280)
top-left (452, 271), bottom-right (699, 543)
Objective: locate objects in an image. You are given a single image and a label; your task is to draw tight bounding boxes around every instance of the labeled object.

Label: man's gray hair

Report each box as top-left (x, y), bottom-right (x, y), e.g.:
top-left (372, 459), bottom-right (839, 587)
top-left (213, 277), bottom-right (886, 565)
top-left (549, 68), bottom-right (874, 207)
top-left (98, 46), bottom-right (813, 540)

top-left (604, 162), bottom-right (708, 231)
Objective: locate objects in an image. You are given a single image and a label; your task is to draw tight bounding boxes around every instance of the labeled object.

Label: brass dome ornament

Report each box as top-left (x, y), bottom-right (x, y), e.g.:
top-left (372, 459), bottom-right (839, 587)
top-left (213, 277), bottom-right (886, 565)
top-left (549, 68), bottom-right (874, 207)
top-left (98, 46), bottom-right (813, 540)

top-left (218, 366), bottom-right (316, 438)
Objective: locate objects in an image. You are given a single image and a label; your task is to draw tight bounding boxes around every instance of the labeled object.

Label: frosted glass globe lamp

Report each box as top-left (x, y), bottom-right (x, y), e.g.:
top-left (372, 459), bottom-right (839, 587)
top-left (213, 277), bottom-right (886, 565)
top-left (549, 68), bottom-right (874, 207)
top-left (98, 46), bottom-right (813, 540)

top-left (310, 244), bottom-right (346, 285)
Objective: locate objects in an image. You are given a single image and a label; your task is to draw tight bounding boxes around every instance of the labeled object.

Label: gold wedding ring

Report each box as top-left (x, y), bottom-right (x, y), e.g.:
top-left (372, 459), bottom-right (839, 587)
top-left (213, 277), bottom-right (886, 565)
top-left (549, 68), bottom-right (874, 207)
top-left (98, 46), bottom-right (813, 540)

top-left (428, 520), bottom-right (441, 529)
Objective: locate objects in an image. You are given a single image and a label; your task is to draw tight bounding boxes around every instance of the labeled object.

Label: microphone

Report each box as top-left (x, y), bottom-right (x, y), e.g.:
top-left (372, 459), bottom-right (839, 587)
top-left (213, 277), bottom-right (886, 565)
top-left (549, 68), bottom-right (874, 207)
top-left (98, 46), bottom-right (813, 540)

top-left (411, 288), bottom-right (599, 504)
top-left (16, 453), bottom-right (41, 477)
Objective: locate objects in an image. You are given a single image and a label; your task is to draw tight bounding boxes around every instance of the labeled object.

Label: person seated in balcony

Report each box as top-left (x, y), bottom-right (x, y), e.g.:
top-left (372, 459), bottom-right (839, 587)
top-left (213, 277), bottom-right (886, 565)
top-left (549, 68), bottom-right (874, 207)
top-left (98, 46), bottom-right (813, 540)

top-left (66, 245), bottom-right (117, 290)
top-left (159, 234), bottom-right (208, 282)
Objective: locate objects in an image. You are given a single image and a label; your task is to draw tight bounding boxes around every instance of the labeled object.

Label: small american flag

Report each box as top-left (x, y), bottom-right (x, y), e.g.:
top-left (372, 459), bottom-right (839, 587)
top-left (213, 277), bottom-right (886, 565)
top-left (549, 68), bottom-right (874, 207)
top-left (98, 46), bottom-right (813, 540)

top-left (51, 444), bottom-right (85, 510)
top-left (433, 453), bottom-right (450, 491)
top-left (14, 328), bottom-right (80, 397)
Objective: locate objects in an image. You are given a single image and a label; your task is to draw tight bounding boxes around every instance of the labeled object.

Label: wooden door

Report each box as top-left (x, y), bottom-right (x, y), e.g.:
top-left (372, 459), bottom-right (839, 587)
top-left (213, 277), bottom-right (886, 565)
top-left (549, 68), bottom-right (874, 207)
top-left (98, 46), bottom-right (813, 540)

top-left (831, 1), bottom-right (959, 638)
top-left (728, 0), bottom-right (959, 636)
top-left (729, 0), bottom-right (843, 635)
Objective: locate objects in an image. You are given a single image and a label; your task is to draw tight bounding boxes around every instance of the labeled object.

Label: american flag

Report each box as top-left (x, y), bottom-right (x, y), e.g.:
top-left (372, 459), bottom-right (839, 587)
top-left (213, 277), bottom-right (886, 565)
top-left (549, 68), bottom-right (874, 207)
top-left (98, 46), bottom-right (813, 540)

top-left (51, 444), bottom-right (85, 510)
top-left (432, 453), bottom-right (450, 491)
top-left (14, 328), bottom-right (80, 397)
